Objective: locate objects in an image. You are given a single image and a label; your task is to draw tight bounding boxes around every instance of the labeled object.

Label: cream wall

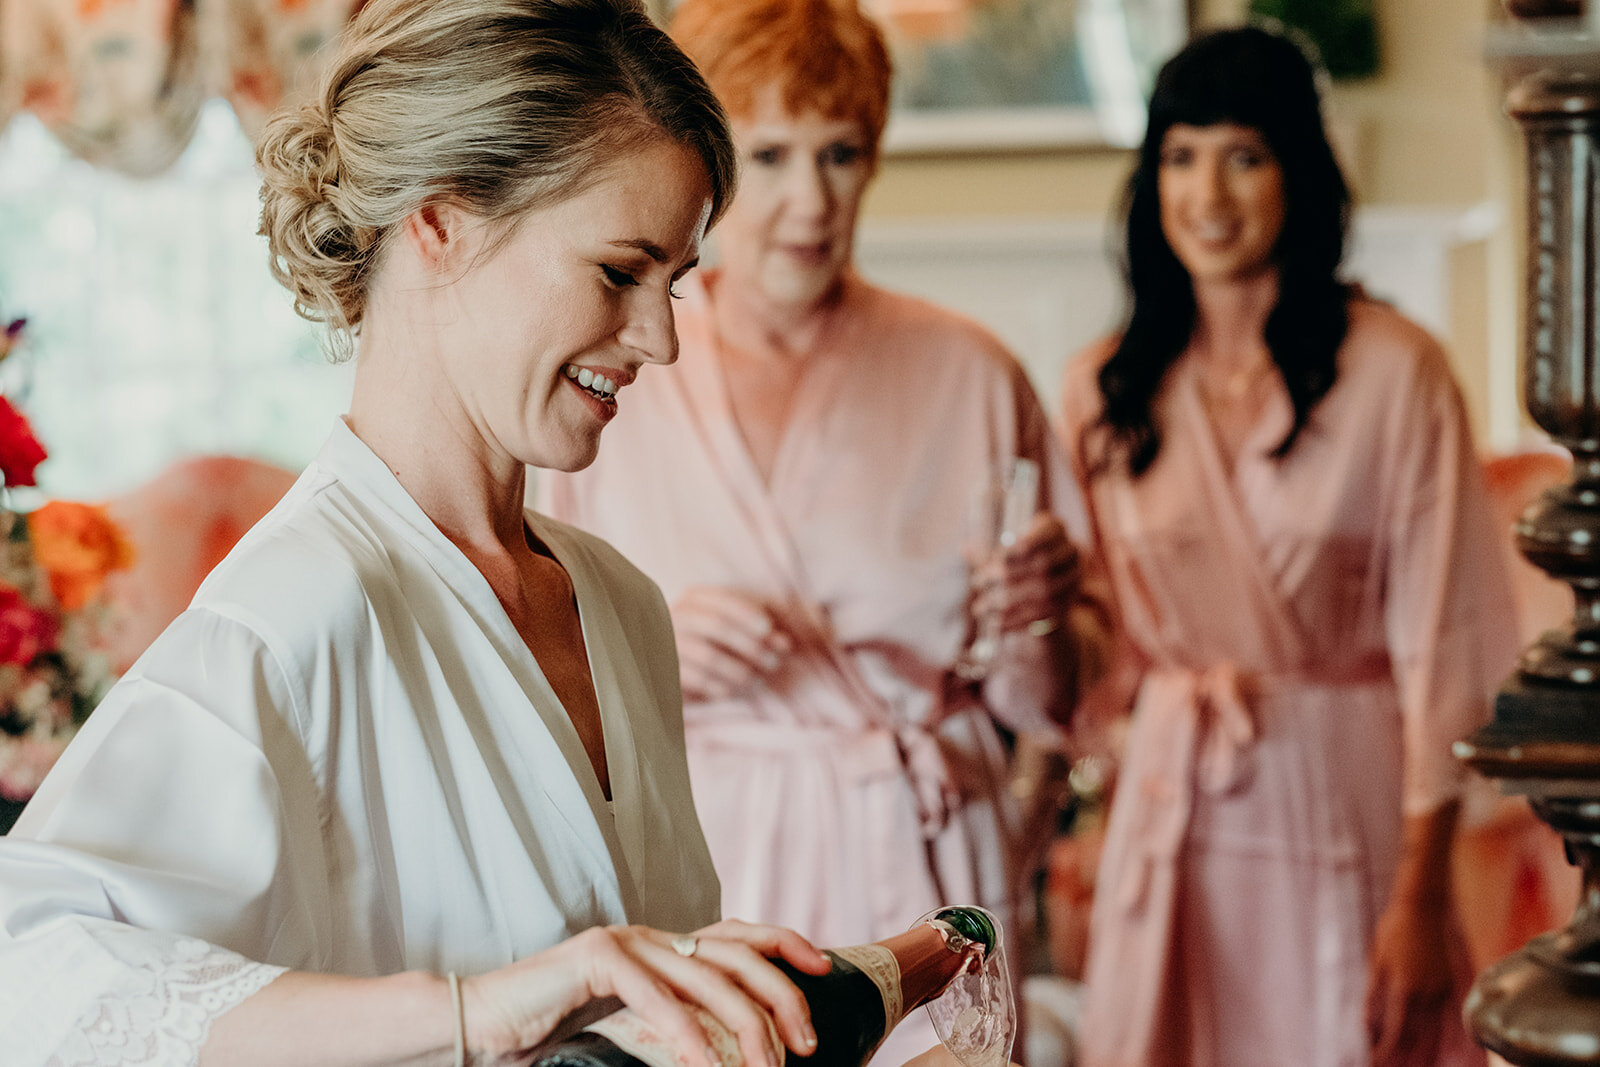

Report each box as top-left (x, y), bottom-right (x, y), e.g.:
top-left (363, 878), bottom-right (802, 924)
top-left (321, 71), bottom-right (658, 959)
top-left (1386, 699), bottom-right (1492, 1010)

top-left (859, 0), bottom-right (1523, 449)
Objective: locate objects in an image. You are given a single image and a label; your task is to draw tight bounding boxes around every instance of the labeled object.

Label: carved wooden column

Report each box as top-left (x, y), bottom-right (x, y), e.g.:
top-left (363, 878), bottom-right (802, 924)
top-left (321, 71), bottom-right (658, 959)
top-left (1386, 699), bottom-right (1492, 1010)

top-left (1454, 8), bottom-right (1600, 1063)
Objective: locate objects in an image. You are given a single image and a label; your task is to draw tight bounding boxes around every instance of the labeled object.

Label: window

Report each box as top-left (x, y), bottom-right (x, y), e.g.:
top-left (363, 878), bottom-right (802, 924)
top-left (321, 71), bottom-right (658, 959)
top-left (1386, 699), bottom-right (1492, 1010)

top-left (0, 100), bottom-right (352, 500)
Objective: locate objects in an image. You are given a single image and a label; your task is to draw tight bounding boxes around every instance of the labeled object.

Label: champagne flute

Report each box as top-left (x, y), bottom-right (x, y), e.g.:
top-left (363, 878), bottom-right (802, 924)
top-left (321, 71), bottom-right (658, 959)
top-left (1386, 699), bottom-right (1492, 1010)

top-left (954, 458), bottom-right (1039, 682)
top-left (919, 905), bottom-right (1016, 1067)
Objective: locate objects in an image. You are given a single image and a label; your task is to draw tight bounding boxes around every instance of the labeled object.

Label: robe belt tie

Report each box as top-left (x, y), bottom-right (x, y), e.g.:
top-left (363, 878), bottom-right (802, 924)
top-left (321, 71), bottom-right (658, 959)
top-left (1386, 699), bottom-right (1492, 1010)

top-left (1117, 658), bottom-right (1392, 917)
top-left (1154, 661), bottom-right (1257, 795)
top-left (1116, 661), bottom-right (1259, 917)
top-left (692, 719), bottom-right (961, 839)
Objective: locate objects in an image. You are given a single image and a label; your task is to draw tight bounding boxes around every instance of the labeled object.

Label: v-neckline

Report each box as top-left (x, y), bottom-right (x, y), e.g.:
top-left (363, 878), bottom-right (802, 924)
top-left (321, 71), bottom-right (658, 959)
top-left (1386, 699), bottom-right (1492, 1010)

top-left (1178, 358), bottom-right (1265, 549)
top-left (315, 421), bottom-right (642, 912)
top-left (522, 514), bottom-right (620, 809)
top-left (699, 273), bottom-right (855, 496)
top-left (1180, 352), bottom-right (1286, 483)
top-left (406, 495), bottom-right (629, 848)
top-left (1170, 357), bottom-right (1310, 664)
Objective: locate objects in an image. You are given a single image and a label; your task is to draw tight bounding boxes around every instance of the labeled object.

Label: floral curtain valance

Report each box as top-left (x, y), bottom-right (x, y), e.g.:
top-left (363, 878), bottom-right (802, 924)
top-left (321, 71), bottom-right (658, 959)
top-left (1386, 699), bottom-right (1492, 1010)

top-left (0, 0), bottom-right (363, 177)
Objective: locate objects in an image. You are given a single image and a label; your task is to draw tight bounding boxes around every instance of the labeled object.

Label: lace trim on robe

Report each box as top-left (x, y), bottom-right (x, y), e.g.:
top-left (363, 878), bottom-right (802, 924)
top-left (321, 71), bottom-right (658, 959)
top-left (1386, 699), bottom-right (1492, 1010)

top-left (45, 925), bottom-right (286, 1067)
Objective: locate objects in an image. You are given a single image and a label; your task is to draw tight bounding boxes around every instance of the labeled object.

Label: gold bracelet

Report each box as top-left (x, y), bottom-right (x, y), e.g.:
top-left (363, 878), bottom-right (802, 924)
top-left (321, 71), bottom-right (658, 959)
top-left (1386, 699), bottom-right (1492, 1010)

top-left (448, 971), bottom-right (466, 1067)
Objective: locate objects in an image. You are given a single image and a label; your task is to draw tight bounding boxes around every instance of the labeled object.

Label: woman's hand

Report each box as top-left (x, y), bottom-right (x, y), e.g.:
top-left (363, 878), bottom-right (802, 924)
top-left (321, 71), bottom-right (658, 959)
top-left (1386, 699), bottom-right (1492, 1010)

top-left (671, 586), bottom-right (794, 703)
top-left (465, 920), bottom-right (831, 1067)
top-left (1365, 893), bottom-right (1455, 1067)
top-left (1365, 804), bottom-right (1464, 1067)
top-left (970, 513), bottom-right (1083, 638)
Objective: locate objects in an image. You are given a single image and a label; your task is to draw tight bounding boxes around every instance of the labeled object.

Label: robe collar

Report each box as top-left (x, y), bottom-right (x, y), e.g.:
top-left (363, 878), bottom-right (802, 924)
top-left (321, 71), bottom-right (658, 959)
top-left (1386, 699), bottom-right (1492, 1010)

top-left (309, 418), bottom-right (652, 924)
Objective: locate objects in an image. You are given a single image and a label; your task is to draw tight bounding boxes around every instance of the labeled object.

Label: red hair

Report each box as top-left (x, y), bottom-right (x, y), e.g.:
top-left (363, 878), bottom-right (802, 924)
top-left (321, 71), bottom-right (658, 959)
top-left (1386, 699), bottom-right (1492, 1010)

top-left (670, 0), bottom-right (892, 155)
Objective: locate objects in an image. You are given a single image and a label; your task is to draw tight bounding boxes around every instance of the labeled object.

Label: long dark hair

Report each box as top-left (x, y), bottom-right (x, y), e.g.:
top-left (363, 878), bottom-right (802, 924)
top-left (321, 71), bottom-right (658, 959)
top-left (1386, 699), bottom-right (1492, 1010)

top-left (1093, 25), bottom-right (1352, 477)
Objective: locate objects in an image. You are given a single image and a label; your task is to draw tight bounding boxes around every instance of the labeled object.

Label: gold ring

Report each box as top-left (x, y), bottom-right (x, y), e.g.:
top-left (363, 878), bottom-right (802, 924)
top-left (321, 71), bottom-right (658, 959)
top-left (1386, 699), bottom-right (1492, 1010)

top-left (1026, 617), bottom-right (1060, 638)
top-left (670, 934), bottom-right (699, 957)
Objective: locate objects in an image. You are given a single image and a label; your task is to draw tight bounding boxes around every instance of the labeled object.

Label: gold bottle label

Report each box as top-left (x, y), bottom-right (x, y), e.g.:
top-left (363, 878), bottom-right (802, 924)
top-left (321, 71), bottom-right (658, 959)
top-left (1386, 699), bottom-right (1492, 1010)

top-left (829, 943), bottom-right (903, 1031)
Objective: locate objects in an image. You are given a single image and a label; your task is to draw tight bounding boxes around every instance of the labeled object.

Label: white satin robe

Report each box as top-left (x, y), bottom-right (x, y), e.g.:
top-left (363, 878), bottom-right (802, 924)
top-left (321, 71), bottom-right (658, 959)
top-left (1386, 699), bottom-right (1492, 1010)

top-left (0, 418), bottom-right (719, 1066)
top-left (1059, 300), bottom-right (1518, 1067)
top-left (541, 271), bottom-right (1095, 1064)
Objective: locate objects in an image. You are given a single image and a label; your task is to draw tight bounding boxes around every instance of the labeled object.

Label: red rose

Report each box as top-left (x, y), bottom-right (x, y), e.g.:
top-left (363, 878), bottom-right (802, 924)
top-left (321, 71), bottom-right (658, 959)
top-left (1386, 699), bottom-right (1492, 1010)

top-left (0, 397), bottom-right (45, 488)
top-left (0, 585), bottom-right (56, 667)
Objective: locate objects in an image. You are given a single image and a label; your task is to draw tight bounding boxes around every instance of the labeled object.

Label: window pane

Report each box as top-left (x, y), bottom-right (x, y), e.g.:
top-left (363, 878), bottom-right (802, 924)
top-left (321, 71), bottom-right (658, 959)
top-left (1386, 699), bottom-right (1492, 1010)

top-left (0, 100), bottom-right (352, 500)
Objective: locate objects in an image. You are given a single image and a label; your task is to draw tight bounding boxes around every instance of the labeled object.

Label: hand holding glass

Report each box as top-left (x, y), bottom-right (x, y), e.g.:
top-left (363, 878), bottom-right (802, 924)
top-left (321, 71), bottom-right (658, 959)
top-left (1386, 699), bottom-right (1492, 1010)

top-left (954, 458), bottom-right (1039, 681)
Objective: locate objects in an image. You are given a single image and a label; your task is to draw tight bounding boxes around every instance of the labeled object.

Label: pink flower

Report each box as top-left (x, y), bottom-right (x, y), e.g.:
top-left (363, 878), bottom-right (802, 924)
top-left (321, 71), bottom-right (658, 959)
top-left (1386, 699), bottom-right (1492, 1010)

top-left (0, 734), bottom-right (67, 801)
top-left (0, 585), bottom-right (58, 667)
top-left (0, 397), bottom-right (46, 488)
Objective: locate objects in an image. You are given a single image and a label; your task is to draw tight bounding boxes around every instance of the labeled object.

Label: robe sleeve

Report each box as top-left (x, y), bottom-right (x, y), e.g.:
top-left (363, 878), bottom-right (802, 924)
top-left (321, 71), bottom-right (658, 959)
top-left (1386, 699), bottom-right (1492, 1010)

top-left (1381, 335), bottom-right (1520, 816)
top-left (1050, 341), bottom-right (1144, 757)
top-left (0, 607), bottom-right (328, 1066)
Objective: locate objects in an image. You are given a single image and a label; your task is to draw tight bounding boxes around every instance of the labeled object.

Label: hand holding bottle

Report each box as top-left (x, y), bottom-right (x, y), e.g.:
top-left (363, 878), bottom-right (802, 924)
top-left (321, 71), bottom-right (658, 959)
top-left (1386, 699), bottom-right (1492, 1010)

top-left (463, 920), bottom-right (831, 1067)
top-left (521, 906), bottom-right (1013, 1067)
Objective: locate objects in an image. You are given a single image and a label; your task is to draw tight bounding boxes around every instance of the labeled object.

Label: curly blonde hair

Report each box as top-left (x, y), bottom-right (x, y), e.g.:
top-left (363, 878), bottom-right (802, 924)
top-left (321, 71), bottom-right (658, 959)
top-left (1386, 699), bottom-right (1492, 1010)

top-left (257, 0), bottom-right (735, 358)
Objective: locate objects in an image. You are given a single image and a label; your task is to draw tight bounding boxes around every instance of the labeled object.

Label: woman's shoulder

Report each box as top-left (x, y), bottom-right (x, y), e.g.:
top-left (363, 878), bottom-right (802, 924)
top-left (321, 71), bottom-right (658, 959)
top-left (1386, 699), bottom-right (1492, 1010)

top-left (1059, 334), bottom-right (1119, 425)
top-left (1339, 295), bottom-right (1460, 398)
top-left (852, 279), bottom-right (1019, 368)
top-left (187, 467), bottom-right (412, 648)
top-left (106, 471), bottom-right (381, 739)
top-left (1064, 334), bottom-right (1120, 379)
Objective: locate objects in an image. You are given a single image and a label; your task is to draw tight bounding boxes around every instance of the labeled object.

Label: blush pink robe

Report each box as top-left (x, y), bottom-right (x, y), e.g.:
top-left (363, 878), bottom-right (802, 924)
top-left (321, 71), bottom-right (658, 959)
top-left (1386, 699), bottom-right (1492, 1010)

top-left (1058, 299), bottom-right (1518, 1067)
top-left (542, 271), bottom-right (1094, 1062)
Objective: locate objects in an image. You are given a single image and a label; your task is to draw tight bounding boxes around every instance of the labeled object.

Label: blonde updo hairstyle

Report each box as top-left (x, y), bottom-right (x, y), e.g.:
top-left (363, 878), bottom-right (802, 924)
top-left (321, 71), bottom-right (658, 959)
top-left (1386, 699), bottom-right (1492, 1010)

top-left (257, 0), bottom-right (736, 359)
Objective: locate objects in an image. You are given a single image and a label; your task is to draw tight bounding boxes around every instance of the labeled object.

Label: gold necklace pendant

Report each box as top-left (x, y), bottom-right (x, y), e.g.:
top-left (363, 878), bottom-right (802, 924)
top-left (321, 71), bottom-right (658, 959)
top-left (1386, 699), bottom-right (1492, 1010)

top-left (1201, 358), bottom-right (1274, 402)
top-left (1225, 363), bottom-right (1269, 397)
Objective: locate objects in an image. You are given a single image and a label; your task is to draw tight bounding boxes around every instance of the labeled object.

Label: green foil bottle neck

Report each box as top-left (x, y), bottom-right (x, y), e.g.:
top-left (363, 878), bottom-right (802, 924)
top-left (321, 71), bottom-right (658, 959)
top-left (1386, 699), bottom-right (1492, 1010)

top-left (930, 906), bottom-right (996, 952)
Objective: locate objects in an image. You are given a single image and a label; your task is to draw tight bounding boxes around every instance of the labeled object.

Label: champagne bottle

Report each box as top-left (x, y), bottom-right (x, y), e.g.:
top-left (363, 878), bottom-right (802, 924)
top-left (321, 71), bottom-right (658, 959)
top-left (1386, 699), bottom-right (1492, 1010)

top-left (531, 906), bottom-right (999, 1067)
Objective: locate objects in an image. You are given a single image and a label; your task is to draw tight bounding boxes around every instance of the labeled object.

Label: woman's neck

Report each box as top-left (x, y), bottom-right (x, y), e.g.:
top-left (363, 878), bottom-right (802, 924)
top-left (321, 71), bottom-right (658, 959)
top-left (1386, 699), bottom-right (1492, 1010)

top-left (1190, 270), bottom-right (1280, 371)
top-left (706, 269), bottom-right (847, 362)
top-left (347, 325), bottom-right (529, 560)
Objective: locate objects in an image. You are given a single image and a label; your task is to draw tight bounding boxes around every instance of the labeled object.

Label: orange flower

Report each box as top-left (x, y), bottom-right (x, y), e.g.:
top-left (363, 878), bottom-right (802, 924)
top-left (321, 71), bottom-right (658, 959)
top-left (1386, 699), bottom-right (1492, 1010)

top-left (29, 501), bottom-right (136, 611)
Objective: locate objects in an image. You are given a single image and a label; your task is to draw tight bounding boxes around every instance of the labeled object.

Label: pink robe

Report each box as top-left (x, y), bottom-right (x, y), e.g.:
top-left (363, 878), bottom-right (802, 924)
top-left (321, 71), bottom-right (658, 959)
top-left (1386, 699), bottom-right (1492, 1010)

top-left (542, 271), bottom-right (1092, 1061)
top-left (1058, 299), bottom-right (1517, 1067)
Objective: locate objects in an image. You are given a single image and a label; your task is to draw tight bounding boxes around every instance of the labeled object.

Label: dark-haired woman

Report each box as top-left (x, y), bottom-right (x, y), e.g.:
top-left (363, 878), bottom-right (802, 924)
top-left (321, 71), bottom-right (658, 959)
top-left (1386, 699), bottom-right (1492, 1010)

top-left (1058, 26), bottom-right (1515, 1067)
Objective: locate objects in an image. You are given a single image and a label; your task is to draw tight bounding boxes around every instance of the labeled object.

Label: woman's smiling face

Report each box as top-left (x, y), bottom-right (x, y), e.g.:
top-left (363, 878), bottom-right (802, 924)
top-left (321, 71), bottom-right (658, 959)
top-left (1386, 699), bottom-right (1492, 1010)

top-left (436, 137), bottom-right (714, 473)
top-left (713, 89), bottom-right (875, 314)
top-left (1157, 122), bottom-right (1286, 287)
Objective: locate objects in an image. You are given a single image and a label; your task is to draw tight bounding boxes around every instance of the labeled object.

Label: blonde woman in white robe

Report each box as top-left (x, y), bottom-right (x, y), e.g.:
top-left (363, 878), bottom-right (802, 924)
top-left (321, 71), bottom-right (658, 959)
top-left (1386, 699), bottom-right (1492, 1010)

top-left (0, 2), bottom-right (836, 1065)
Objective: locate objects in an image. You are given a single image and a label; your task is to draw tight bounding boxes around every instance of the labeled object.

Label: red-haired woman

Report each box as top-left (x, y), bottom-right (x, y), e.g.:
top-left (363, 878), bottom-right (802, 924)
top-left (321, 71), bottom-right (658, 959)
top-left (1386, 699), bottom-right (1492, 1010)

top-left (541, 0), bottom-right (1108, 1059)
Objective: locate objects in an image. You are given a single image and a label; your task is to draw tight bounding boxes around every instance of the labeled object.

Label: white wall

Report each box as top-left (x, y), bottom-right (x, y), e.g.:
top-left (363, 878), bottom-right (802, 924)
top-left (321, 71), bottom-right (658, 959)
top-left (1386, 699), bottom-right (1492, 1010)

top-left (855, 205), bottom-right (1504, 431)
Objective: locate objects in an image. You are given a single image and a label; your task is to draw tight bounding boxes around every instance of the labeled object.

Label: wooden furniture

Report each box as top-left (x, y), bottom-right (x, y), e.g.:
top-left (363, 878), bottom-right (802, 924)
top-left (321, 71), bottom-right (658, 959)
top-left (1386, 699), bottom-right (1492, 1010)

top-left (1454, 8), bottom-right (1600, 1061)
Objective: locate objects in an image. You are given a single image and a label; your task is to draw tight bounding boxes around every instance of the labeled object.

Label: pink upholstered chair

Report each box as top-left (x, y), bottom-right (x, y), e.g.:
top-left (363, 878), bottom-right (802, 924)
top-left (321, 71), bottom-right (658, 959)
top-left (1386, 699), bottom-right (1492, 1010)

top-left (1452, 448), bottom-right (1581, 970)
top-left (100, 455), bottom-right (298, 672)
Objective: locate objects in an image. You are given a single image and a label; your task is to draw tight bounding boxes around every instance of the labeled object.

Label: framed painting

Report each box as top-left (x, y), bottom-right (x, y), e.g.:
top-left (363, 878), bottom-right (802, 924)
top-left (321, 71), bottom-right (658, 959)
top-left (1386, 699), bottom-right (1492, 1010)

top-left (869, 0), bottom-right (1188, 152)
top-left (647, 0), bottom-right (1188, 152)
